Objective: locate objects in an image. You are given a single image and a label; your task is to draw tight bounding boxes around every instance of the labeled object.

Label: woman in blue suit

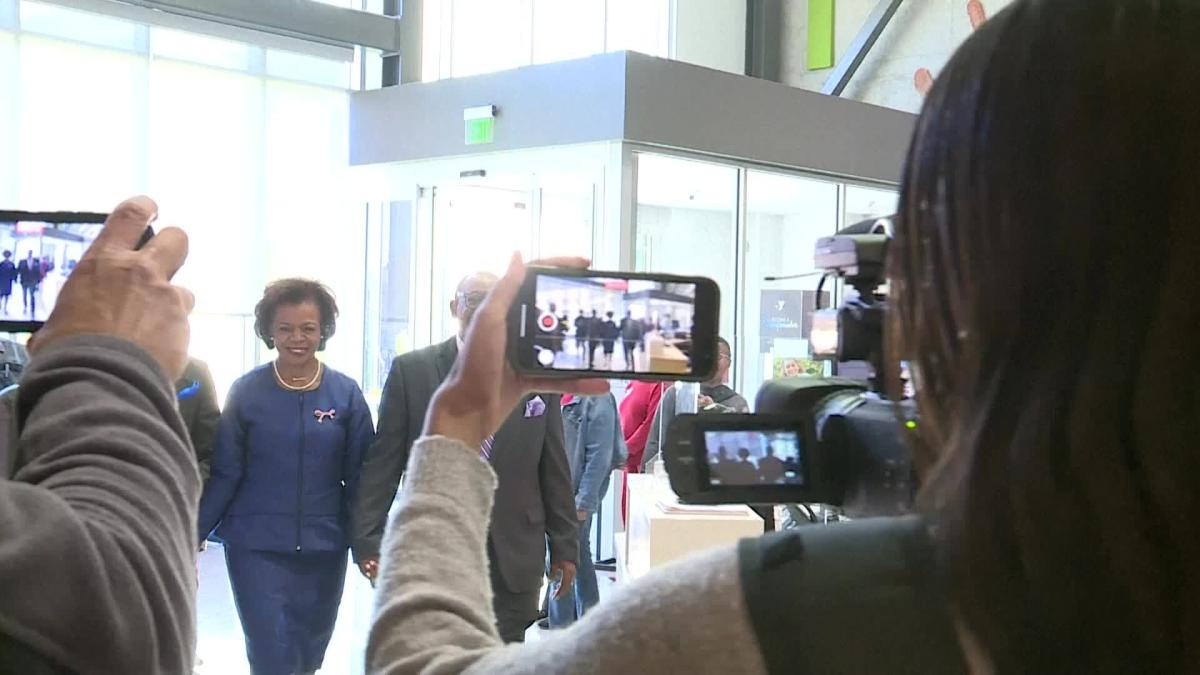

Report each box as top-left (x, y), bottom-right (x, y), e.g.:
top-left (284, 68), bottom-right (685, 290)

top-left (199, 278), bottom-right (375, 675)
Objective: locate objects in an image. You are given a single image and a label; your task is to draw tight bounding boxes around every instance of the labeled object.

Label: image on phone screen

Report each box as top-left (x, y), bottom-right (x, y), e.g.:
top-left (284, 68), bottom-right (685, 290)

top-left (527, 273), bottom-right (703, 375)
top-left (0, 212), bottom-right (108, 328)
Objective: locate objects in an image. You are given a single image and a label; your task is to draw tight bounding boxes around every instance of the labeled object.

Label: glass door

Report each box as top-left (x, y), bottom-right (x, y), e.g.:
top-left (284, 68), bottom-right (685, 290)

top-left (739, 170), bottom-right (840, 405)
top-left (428, 180), bottom-right (536, 343)
top-left (633, 152), bottom-right (739, 345)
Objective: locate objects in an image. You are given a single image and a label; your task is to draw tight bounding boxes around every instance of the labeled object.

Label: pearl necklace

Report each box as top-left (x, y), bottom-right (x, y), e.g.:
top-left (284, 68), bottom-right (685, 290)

top-left (273, 360), bottom-right (323, 392)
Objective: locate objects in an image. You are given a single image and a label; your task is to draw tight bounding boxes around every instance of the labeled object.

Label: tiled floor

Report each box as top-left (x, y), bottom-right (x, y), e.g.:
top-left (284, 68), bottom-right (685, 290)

top-left (195, 544), bottom-right (617, 674)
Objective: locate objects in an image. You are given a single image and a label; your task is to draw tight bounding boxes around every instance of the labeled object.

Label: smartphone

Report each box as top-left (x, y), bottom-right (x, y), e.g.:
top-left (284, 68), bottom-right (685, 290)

top-left (0, 210), bottom-right (153, 333)
top-left (509, 267), bottom-right (720, 382)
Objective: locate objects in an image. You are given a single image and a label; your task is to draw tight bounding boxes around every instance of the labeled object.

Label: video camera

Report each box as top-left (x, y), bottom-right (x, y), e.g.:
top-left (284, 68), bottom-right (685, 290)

top-left (663, 218), bottom-right (918, 517)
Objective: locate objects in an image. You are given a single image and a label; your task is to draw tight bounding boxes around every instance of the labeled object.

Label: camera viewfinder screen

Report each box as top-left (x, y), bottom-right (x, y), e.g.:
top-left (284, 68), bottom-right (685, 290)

top-left (702, 430), bottom-right (805, 486)
top-left (532, 274), bottom-right (697, 375)
top-left (0, 220), bottom-right (102, 323)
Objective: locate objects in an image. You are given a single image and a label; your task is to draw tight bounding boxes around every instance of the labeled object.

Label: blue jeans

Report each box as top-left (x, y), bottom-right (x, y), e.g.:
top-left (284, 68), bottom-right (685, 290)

top-left (547, 515), bottom-right (599, 628)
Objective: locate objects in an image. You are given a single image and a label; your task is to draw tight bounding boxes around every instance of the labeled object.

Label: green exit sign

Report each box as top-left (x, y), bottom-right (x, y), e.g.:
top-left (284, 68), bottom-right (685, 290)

top-left (464, 105), bottom-right (496, 145)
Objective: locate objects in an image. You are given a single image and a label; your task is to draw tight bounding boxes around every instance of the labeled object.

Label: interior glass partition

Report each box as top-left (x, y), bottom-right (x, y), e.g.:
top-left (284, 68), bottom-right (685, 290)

top-left (362, 155), bottom-right (602, 410)
top-left (629, 150), bottom-right (899, 406)
top-left (633, 153), bottom-right (738, 346)
top-left (845, 184), bottom-right (899, 225)
top-left (740, 171), bottom-right (840, 405)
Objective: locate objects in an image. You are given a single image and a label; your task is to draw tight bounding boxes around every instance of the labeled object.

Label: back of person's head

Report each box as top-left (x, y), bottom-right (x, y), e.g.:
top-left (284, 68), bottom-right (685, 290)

top-left (889, 0), bottom-right (1200, 671)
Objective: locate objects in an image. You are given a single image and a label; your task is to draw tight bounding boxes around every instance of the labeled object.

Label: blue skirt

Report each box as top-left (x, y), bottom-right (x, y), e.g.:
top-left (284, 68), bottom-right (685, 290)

top-left (224, 546), bottom-right (347, 675)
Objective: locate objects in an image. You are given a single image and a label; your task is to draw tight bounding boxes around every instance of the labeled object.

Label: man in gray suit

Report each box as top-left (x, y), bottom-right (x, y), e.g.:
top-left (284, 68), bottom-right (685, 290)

top-left (175, 357), bottom-right (220, 481)
top-left (351, 272), bottom-right (578, 642)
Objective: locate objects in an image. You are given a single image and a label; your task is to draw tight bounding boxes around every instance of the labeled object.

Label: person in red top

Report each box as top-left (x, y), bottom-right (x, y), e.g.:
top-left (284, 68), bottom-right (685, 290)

top-left (616, 380), bottom-right (666, 521)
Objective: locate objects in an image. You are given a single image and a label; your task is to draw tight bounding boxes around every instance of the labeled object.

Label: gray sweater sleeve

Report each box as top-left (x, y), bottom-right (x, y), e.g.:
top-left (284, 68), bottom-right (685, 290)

top-left (366, 436), bottom-right (767, 675)
top-left (0, 336), bottom-right (199, 674)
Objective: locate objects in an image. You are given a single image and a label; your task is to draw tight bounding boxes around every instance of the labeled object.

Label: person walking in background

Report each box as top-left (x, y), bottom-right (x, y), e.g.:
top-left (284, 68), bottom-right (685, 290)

top-left (176, 357), bottom-right (220, 482)
top-left (573, 309), bottom-right (591, 367)
top-left (726, 448), bottom-right (758, 485)
top-left (616, 380), bottom-right (665, 523)
top-left (642, 337), bottom-right (748, 469)
top-left (0, 251), bottom-right (15, 315)
top-left (198, 279), bottom-right (375, 675)
top-left (600, 311), bottom-right (618, 369)
top-left (16, 251), bottom-right (41, 316)
top-left (351, 272), bottom-right (578, 643)
top-left (756, 445), bottom-right (785, 484)
top-left (619, 311), bottom-right (642, 372)
top-left (548, 392), bottom-right (627, 628)
top-left (586, 310), bottom-right (602, 369)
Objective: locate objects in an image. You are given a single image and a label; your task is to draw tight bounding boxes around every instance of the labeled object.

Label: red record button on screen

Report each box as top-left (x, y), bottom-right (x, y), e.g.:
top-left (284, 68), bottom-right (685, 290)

top-left (538, 312), bottom-right (557, 332)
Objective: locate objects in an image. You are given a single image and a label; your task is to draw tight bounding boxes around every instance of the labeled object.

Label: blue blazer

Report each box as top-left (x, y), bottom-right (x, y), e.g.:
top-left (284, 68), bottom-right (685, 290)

top-left (198, 364), bottom-right (376, 552)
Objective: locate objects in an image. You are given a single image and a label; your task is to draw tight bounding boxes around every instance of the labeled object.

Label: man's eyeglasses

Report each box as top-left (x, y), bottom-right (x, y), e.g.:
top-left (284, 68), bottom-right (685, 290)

top-left (456, 290), bottom-right (489, 307)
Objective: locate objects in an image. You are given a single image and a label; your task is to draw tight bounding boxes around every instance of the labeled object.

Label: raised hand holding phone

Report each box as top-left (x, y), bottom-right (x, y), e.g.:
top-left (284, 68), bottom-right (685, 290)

top-left (424, 254), bottom-right (609, 451)
top-left (29, 196), bottom-right (194, 381)
top-left (508, 266), bottom-right (720, 382)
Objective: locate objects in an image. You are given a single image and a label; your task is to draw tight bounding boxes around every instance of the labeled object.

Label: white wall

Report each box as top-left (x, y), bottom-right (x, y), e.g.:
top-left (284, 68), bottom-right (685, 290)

top-left (672, 0), bottom-right (746, 75)
top-left (781, 0), bottom-right (1018, 113)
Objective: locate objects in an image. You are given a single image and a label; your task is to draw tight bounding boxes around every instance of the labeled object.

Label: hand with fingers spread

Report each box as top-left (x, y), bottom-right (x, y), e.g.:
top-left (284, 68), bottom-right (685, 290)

top-left (423, 253), bottom-right (609, 449)
top-left (29, 196), bottom-right (194, 381)
top-left (914, 1), bottom-right (988, 97)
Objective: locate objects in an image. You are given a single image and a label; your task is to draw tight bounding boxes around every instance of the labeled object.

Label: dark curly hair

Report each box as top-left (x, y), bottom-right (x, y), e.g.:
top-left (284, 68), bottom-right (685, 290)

top-left (253, 278), bottom-right (339, 349)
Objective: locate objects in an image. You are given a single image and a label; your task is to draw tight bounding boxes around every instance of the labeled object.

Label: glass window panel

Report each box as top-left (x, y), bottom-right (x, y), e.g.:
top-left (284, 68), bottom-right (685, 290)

top-left (19, 1), bottom-right (139, 51)
top-left (422, 0), bottom-right (445, 81)
top-left (368, 201), bottom-right (413, 400)
top-left (605, 0), bottom-right (669, 57)
top-left (844, 184), bottom-right (899, 225)
top-left (0, 32), bottom-right (16, 206)
top-left (634, 153), bottom-right (737, 352)
top-left (450, 0), bottom-right (532, 78)
top-left (740, 170), bottom-right (840, 406)
top-left (261, 80), bottom-right (359, 378)
top-left (431, 183), bottom-right (534, 340)
top-left (537, 178), bottom-right (594, 259)
top-left (266, 48), bottom-right (350, 88)
top-left (1, 2), bottom-right (16, 30)
top-left (150, 27), bottom-right (254, 70)
top-left (147, 60), bottom-right (262, 316)
top-left (532, 0), bottom-right (604, 65)
top-left (188, 312), bottom-right (253, 408)
top-left (18, 36), bottom-right (144, 211)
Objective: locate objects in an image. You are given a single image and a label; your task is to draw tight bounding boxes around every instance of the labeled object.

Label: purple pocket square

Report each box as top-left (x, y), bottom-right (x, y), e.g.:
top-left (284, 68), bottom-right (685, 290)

top-left (525, 396), bottom-right (546, 418)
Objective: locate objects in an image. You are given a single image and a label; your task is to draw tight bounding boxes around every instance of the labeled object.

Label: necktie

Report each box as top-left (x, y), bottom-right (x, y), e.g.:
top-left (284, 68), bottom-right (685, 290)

top-left (480, 435), bottom-right (494, 462)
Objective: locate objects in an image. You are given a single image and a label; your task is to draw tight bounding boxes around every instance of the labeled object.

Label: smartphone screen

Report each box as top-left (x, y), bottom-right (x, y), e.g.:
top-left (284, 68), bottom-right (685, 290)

top-left (0, 210), bottom-right (111, 333)
top-left (511, 267), bottom-right (720, 382)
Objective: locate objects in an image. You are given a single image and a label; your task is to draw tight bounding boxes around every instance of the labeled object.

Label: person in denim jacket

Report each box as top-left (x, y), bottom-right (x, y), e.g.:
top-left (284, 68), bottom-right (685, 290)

top-left (548, 392), bottom-right (627, 628)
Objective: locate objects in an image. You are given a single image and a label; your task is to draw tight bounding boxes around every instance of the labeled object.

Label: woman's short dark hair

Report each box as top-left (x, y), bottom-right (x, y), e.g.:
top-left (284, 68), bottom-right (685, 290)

top-left (889, 0), bottom-right (1199, 671)
top-left (253, 278), bottom-right (339, 347)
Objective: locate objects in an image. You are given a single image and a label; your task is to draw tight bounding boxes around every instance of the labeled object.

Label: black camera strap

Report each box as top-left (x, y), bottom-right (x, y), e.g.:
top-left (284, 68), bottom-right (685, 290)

top-left (738, 516), bottom-right (967, 675)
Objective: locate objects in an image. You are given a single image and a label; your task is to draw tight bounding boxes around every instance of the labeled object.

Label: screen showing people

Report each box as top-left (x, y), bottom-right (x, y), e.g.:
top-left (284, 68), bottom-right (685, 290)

top-left (533, 274), bottom-right (697, 375)
top-left (0, 220), bottom-right (100, 322)
top-left (702, 430), bottom-right (805, 486)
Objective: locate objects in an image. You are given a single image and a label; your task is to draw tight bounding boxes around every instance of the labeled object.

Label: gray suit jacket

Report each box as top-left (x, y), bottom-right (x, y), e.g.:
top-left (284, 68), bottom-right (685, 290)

top-left (176, 358), bottom-right (220, 482)
top-left (350, 338), bottom-right (578, 593)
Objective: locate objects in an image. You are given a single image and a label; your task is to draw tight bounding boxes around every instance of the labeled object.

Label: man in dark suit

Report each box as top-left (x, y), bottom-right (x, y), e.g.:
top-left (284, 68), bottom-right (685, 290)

top-left (16, 252), bottom-right (42, 316)
top-left (351, 272), bottom-right (578, 643)
top-left (175, 357), bottom-right (220, 481)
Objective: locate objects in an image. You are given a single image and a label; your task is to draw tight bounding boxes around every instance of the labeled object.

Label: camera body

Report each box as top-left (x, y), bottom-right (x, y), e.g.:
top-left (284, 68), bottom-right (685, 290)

top-left (664, 218), bottom-right (916, 516)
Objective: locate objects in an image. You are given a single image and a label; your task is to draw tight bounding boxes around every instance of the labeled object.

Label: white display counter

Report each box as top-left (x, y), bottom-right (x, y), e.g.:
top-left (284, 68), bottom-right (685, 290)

top-left (617, 472), bottom-right (763, 583)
